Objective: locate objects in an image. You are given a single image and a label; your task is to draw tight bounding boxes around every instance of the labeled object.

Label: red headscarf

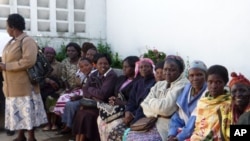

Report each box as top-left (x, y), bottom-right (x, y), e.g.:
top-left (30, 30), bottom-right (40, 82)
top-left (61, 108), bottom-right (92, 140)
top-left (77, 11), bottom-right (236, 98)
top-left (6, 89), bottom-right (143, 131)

top-left (228, 72), bottom-right (250, 88)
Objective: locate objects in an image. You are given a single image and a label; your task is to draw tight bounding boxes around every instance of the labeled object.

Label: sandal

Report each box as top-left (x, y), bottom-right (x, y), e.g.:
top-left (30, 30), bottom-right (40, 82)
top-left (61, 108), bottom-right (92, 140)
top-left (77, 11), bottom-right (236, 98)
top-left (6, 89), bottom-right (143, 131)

top-left (51, 125), bottom-right (58, 131)
top-left (42, 125), bottom-right (51, 131)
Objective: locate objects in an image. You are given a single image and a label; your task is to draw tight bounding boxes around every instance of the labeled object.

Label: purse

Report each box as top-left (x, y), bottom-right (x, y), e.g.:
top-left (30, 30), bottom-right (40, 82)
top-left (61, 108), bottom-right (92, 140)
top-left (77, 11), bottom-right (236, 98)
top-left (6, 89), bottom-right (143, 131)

top-left (98, 102), bottom-right (125, 123)
top-left (130, 117), bottom-right (157, 132)
top-left (80, 98), bottom-right (97, 108)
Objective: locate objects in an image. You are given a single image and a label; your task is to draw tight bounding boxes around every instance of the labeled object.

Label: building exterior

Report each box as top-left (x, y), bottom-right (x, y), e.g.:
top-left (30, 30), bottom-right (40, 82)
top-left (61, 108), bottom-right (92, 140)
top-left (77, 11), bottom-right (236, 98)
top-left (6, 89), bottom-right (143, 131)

top-left (0, 0), bottom-right (106, 51)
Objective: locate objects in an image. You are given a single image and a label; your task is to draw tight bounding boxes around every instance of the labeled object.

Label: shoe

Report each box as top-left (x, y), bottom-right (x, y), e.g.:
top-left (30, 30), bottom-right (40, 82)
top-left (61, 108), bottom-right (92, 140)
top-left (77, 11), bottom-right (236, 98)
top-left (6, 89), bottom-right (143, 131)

top-left (51, 125), bottom-right (58, 131)
top-left (42, 125), bottom-right (51, 131)
top-left (6, 130), bottom-right (15, 136)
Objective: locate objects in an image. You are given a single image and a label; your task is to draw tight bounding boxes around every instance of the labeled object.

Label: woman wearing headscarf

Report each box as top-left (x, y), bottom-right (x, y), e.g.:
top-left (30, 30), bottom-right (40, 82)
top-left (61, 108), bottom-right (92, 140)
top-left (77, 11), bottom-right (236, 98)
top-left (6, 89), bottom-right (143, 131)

top-left (167, 60), bottom-right (207, 141)
top-left (218, 72), bottom-right (250, 140)
top-left (41, 46), bottom-right (63, 131)
top-left (108, 58), bottom-right (156, 141)
top-left (190, 65), bottom-right (231, 141)
top-left (126, 55), bottom-right (189, 141)
top-left (0, 13), bottom-right (47, 141)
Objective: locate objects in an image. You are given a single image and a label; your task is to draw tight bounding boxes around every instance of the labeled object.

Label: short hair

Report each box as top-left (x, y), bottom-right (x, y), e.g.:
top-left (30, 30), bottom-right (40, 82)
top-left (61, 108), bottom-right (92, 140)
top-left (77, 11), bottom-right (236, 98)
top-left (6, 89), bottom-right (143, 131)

top-left (155, 61), bottom-right (164, 71)
top-left (123, 56), bottom-right (140, 69)
top-left (79, 57), bottom-right (92, 64)
top-left (207, 65), bottom-right (229, 84)
top-left (93, 53), bottom-right (112, 65)
top-left (66, 42), bottom-right (81, 57)
top-left (7, 13), bottom-right (25, 30)
top-left (81, 42), bottom-right (96, 53)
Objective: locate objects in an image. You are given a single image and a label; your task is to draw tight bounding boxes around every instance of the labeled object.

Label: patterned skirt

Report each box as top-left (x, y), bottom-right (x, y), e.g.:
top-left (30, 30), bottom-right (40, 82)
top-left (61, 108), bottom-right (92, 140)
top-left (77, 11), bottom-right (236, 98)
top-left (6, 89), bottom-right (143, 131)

top-left (5, 91), bottom-right (48, 130)
top-left (126, 126), bottom-right (162, 141)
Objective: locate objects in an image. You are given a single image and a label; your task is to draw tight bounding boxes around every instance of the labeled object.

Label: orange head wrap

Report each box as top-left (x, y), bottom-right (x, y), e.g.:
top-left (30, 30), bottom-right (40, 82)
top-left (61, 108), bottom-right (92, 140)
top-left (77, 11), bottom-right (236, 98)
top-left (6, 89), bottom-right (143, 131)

top-left (228, 72), bottom-right (250, 88)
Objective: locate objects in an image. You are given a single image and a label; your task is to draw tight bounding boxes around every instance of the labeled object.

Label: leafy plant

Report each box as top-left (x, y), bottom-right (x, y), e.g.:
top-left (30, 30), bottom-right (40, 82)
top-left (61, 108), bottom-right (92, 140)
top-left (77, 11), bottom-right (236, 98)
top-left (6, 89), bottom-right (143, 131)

top-left (97, 41), bottom-right (122, 68)
top-left (143, 48), bottom-right (166, 64)
top-left (55, 43), bottom-right (67, 62)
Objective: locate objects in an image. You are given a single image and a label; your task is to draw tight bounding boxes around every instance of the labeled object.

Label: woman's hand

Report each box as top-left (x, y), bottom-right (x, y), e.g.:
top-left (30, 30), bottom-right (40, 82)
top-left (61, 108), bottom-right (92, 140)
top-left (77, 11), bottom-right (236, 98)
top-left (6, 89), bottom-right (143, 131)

top-left (48, 79), bottom-right (59, 90)
top-left (123, 111), bottom-right (134, 125)
top-left (109, 96), bottom-right (124, 106)
top-left (167, 136), bottom-right (178, 141)
top-left (70, 95), bottom-right (82, 101)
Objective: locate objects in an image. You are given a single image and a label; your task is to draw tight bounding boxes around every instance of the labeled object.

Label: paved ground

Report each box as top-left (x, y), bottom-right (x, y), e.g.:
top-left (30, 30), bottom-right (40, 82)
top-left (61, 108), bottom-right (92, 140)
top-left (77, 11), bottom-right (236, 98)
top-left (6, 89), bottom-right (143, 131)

top-left (0, 115), bottom-right (73, 141)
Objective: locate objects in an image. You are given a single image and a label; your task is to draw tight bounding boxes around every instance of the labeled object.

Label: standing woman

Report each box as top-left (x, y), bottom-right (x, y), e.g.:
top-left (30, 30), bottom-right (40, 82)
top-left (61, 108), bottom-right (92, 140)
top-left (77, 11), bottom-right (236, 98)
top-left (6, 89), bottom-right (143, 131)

top-left (0, 13), bottom-right (47, 141)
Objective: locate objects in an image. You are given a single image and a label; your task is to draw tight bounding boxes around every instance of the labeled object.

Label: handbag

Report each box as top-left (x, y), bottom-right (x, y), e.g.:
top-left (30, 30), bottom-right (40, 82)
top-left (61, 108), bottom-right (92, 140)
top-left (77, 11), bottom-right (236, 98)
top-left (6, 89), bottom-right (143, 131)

top-left (80, 98), bottom-right (97, 108)
top-left (98, 102), bottom-right (125, 123)
top-left (19, 36), bottom-right (53, 85)
top-left (130, 117), bottom-right (157, 132)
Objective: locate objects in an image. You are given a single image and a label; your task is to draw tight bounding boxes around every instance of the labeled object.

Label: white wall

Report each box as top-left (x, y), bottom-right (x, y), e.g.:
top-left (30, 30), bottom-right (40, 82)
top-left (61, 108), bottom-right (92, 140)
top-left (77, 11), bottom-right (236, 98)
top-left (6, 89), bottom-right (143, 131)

top-left (106, 0), bottom-right (250, 77)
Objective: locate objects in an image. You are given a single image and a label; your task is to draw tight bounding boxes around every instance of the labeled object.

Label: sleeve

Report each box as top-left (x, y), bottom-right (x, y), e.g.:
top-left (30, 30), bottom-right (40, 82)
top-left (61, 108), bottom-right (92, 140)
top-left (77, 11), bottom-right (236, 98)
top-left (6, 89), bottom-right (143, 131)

top-left (6, 37), bottom-right (37, 71)
top-left (61, 59), bottom-right (68, 82)
top-left (125, 82), bottom-right (138, 114)
top-left (87, 72), bottom-right (118, 101)
top-left (141, 82), bottom-right (186, 117)
top-left (168, 112), bottom-right (185, 137)
top-left (176, 116), bottom-right (196, 141)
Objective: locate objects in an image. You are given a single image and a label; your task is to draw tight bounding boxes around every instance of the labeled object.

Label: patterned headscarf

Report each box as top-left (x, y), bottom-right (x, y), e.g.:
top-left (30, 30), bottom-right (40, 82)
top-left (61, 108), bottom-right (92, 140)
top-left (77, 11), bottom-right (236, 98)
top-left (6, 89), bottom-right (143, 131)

top-left (228, 72), bottom-right (250, 88)
top-left (165, 55), bottom-right (185, 73)
top-left (43, 46), bottom-right (56, 55)
top-left (134, 58), bottom-right (155, 78)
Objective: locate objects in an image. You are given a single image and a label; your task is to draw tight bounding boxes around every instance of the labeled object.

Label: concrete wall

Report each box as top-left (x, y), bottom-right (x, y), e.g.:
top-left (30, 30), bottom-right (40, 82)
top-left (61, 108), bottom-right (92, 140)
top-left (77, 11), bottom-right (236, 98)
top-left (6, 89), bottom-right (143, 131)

top-left (106, 0), bottom-right (250, 77)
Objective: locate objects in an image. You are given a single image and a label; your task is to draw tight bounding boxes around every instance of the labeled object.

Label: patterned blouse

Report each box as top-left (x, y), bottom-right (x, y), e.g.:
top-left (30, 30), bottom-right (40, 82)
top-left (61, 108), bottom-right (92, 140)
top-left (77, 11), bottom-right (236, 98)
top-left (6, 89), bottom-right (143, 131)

top-left (61, 57), bottom-right (79, 88)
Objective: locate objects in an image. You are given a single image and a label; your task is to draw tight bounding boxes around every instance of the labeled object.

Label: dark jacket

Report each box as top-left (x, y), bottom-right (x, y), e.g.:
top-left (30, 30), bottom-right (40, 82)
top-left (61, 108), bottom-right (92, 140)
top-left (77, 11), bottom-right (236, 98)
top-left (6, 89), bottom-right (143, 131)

top-left (125, 74), bottom-right (156, 124)
top-left (83, 69), bottom-right (118, 103)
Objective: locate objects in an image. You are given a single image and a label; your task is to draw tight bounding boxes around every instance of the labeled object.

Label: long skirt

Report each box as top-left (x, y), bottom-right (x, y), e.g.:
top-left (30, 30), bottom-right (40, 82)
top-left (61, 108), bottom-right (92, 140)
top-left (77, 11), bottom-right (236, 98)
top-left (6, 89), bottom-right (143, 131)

top-left (97, 116), bottom-right (123, 141)
top-left (5, 91), bottom-right (48, 130)
top-left (53, 88), bottom-right (83, 115)
top-left (126, 126), bottom-right (162, 141)
top-left (72, 107), bottom-right (100, 141)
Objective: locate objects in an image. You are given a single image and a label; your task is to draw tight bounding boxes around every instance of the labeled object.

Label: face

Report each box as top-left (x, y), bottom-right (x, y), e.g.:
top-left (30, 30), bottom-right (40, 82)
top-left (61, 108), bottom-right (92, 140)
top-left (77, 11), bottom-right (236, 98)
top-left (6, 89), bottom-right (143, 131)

top-left (78, 60), bottom-right (93, 75)
top-left (231, 83), bottom-right (250, 107)
top-left (163, 61), bottom-right (181, 83)
top-left (122, 60), bottom-right (134, 78)
top-left (155, 68), bottom-right (164, 82)
top-left (44, 50), bottom-right (55, 63)
top-left (66, 46), bottom-right (79, 59)
top-left (96, 57), bottom-right (110, 75)
top-left (139, 61), bottom-right (153, 77)
top-left (188, 68), bottom-right (206, 91)
top-left (86, 49), bottom-right (97, 61)
top-left (6, 21), bottom-right (14, 37)
top-left (207, 74), bottom-right (226, 98)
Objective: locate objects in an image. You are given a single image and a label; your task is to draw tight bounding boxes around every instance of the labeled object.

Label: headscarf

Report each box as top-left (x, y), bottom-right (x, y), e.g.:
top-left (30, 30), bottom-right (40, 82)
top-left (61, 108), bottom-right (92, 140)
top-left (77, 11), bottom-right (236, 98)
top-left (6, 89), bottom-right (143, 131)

top-left (165, 55), bottom-right (185, 73)
top-left (188, 60), bottom-right (207, 72)
top-left (134, 58), bottom-right (155, 78)
top-left (228, 72), bottom-right (250, 88)
top-left (43, 46), bottom-right (56, 55)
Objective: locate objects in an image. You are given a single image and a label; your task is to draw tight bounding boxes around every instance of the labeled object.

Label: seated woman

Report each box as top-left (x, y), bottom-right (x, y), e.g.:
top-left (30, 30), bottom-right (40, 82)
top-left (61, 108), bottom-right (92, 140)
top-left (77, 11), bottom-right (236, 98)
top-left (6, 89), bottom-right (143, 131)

top-left (167, 60), bottom-right (207, 141)
top-left (190, 65), bottom-right (231, 141)
top-left (57, 57), bottom-right (94, 134)
top-left (126, 55), bottom-right (189, 141)
top-left (108, 58), bottom-right (156, 141)
top-left (218, 72), bottom-right (250, 139)
top-left (97, 56), bottom-right (140, 141)
top-left (41, 47), bottom-right (63, 131)
top-left (53, 42), bottom-right (82, 115)
top-left (72, 53), bottom-right (118, 141)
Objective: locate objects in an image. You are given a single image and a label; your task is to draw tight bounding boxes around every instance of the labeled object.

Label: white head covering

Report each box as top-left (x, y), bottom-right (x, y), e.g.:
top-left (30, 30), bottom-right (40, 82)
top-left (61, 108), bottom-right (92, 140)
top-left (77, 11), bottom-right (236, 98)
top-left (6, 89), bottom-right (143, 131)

top-left (188, 60), bottom-right (207, 72)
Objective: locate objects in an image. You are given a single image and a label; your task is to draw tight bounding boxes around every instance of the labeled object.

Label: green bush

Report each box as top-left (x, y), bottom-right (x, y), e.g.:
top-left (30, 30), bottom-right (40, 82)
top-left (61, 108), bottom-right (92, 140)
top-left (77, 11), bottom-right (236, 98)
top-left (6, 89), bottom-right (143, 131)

top-left (55, 43), bottom-right (67, 62)
top-left (97, 41), bottom-right (122, 68)
top-left (143, 49), bottom-right (166, 64)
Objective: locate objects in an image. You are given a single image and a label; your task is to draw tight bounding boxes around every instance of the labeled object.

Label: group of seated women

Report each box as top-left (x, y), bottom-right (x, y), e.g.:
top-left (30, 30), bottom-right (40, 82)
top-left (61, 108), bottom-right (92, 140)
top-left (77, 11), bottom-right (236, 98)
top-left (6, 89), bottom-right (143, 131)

top-left (40, 42), bottom-right (250, 141)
